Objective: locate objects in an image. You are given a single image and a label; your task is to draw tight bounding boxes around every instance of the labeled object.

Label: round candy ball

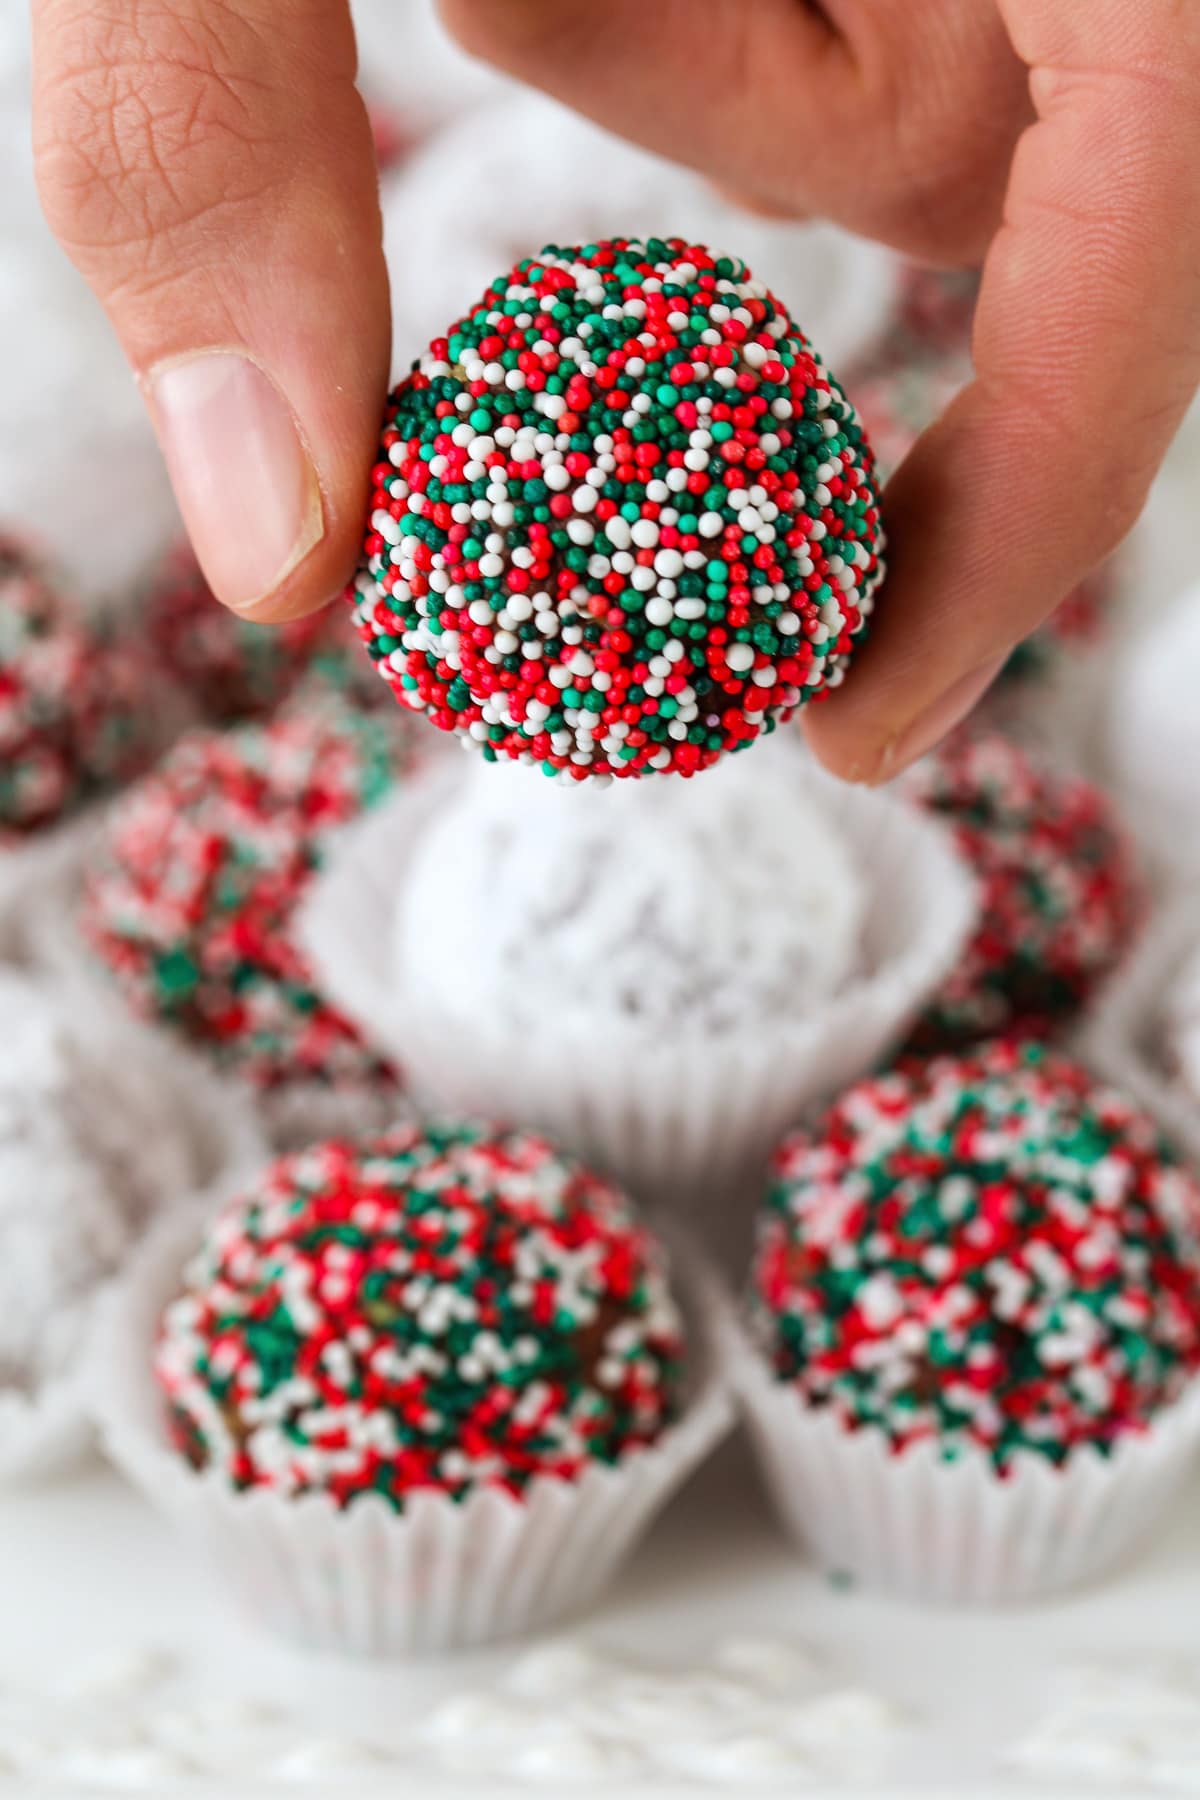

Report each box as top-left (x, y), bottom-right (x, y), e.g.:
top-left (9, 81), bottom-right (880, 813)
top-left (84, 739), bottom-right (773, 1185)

top-left (348, 236), bottom-right (886, 779)
top-left (81, 702), bottom-right (399, 1096)
top-left (0, 539), bottom-right (157, 837)
top-left (156, 1123), bottom-right (685, 1506)
top-left (397, 739), bottom-right (865, 1040)
top-left (902, 729), bottom-right (1141, 1054)
top-left (751, 1040), bottom-right (1200, 1469)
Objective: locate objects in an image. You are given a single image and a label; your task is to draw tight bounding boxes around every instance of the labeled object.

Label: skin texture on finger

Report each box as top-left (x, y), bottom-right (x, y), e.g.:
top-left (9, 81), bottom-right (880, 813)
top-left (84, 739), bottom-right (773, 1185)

top-left (32, 0), bottom-right (390, 621)
top-left (806, 0), bottom-right (1200, 780)
top-left (437, 0), bottom-right (1030, 261)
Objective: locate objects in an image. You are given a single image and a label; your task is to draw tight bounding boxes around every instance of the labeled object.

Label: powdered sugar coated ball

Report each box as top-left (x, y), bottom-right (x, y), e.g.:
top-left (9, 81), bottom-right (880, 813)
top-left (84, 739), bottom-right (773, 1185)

top-left (0, 969), bottom-right (196, 1391)
top-left (349, 236), bottom-right (885, 780)
top-left (397, 737), bottom-right (865, 1038)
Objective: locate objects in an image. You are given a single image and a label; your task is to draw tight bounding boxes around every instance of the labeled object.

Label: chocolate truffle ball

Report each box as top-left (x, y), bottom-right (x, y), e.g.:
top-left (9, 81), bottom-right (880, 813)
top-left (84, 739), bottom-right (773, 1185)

top-left (156, 1123), bottom-right (684, 1505)
top-left (349, 236), bottom-right (885, 779)
top-left (751, 1041), bottom-right (1200, 1468)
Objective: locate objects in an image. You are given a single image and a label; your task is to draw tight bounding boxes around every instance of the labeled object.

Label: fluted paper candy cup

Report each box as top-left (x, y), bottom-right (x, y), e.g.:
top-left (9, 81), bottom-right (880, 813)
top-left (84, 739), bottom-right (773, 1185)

top-left (93, 1207), bottom-right (732, 1656)
top-left (299, 748), bottom-right (977, 1227)
top-left (719, 1292), bottom-right (1200, 1605)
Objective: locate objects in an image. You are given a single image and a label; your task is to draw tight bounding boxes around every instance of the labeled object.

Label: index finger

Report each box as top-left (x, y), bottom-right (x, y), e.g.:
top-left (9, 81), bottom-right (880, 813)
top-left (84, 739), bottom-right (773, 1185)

top-left (807, 0), bottom-right (1200, 780)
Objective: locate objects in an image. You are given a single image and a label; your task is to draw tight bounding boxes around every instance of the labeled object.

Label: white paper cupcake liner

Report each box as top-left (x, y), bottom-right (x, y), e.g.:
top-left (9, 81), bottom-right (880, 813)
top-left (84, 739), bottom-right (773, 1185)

top-left (1082, 894), bottom-right (1200, 1167)
top-left (719, 1293), bottom-right (1200, 1605)
top-left (298, 755), bottom-right (977, 1226)
top-left (0, 982), bottom-right (266, 1486)
top-left (92, 1207), bottom-right (733, 1655)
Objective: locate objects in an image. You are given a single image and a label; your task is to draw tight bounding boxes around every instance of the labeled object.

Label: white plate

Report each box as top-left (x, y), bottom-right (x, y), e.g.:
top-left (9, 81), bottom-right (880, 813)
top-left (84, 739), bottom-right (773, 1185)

top-left (3, 1442), bottom-right (1199, 1795)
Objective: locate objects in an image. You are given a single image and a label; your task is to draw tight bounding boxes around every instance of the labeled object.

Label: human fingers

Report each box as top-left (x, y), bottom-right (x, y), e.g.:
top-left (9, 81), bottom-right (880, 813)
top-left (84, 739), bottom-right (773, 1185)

top-left (807, 0), bottom-right (1200, 779)
top-left (33, 0), bottom-right (390, 622)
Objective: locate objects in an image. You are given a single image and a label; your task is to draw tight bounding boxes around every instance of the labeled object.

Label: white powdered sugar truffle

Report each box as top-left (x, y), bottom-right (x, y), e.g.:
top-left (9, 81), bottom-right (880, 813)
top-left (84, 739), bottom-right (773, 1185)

top-left (395, 737), bottom-right (866, 1039)
top-left (0, 969), bottom-right (197, 1393)
top-left (381, 88), bottom-right (900, 382)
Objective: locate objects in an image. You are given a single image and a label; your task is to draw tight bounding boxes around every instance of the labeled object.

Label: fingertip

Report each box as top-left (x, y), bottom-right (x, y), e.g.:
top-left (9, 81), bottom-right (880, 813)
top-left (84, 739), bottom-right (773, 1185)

top-left (805, 645), bottom-right (1008, 785)
top-left (221, 531), bottom-right (355, 627)
top-left (219, 442), bottom-right (372, 627)
top-left (802, 703), bottom-right (891, 786)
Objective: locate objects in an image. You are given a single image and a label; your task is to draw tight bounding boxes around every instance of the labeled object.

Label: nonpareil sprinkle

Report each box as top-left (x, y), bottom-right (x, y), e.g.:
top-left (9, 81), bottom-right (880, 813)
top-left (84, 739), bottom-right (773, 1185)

top-left (0, 539), bottom-right (157, 838)
top-left (348, 236), bottom-right (885, 779)
top-left (902, 729), bottom-right (1141, 1053)
top-left (81, 699), bottom-right (401, 1096)
top-left (156, 1123), bottom-right (684, 1507)
top-left (751, 1041), bottom-right (1200, 1469)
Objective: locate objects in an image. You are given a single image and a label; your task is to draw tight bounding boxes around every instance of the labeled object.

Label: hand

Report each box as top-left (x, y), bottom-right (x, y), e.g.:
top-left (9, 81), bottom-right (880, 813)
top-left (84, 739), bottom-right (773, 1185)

top-left (438, 0), bottom-right (1200, 778)
top-left (31, 0), bottom-right (390, 626)
top-left (32, 4), bottom-right (1200, 782)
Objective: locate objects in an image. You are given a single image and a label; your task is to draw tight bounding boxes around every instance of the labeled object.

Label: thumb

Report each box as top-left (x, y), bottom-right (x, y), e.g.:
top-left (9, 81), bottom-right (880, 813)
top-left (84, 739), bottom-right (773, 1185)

top-left (32, 0), bottom-right (389, 622)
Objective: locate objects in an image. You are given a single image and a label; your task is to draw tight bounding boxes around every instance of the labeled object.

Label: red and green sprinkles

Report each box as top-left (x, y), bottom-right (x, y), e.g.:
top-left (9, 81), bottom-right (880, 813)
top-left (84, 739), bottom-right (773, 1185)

top-left (81, 703), bottom-right (399, 1096)
top-left (903, 729), bottom-right (1141, 1054)
top-left (349, 236), bottom-right (885, 779)
top-left (0, 539), bottom-right (156, 838)
top-left (752, 1042), bottom-right (1200, 1469)
top-left (156, 1123), bottom-right (685, 1507)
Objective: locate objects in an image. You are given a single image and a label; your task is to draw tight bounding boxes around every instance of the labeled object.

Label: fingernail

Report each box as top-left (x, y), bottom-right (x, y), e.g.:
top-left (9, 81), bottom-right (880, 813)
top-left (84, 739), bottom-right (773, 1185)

top-left (881, 655), bottom-right (1007, 778)
top-left (147, 351), bottom-right (324, 612)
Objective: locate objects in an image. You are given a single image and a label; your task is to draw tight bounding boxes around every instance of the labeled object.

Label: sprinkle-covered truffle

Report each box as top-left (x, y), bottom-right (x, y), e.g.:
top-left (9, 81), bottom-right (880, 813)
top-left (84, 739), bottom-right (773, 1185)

top-left (903, 730), bottom-right (1141, 1053)
top-left (751, 1041), bottom-right (1200, 1468)
top-left (0, 540), bottom-right (156, 838)
top-left (349, 236), bottom-right (885, 779)
top-left (81, 702), bottom-right (400, 1095)
top-left (156, 1123), bottom-right (684, 1506)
